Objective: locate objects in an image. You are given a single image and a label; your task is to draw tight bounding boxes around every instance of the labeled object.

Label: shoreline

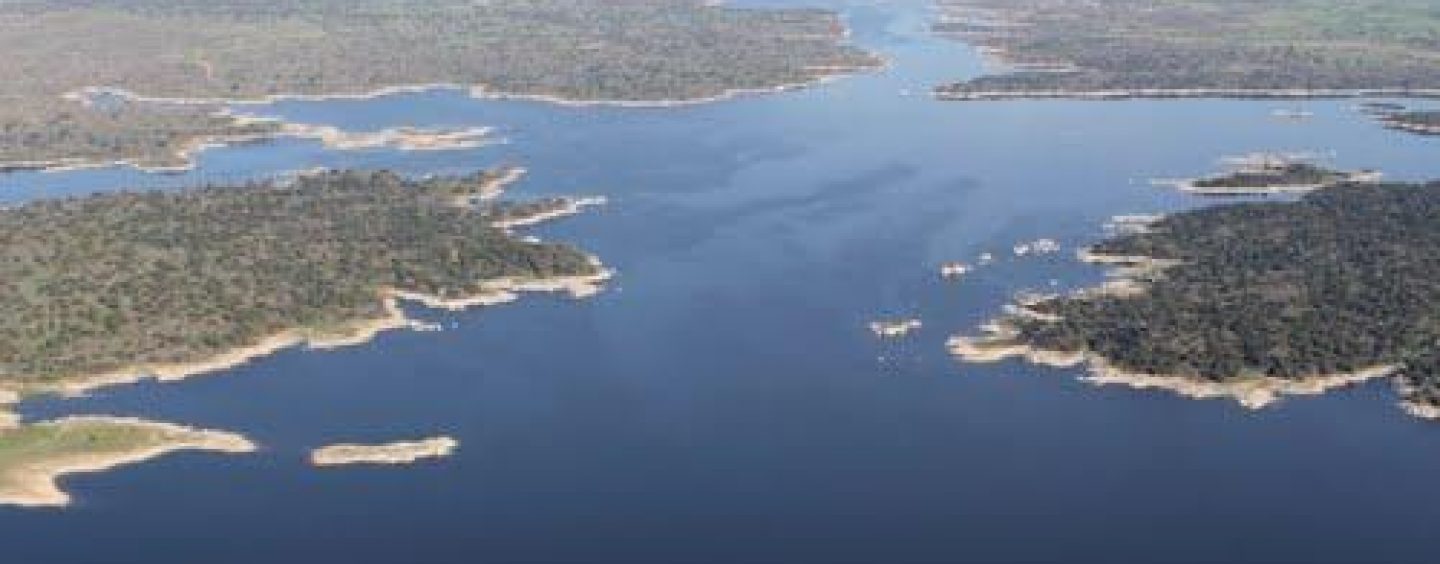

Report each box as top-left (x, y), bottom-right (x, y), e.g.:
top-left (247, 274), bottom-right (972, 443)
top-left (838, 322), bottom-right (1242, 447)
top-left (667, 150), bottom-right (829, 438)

top-left (1378, 116), bottom-right (1440, 136)
top-left (949, 244), bottom-right (1427, 415)
top-left (931, 6), bottom-right (1440, 103)
top-left (0, 416), bottom-right (256, 508)
top-left (491, 196), bottom-right (609, 231)
top-left (2, 61), bottom-right (880, 177)
top-left (1394, 380), bottom-right (1440, 420)
top-left (475, 166), bottom-right (529, 202)
top-left (0, 261), bottom-right (614, 419)
top-left (947, 328), bottom-right (1398, 410)
top-left (0, 173), bottom-right (614, 424)
top-left (1, 117), bottom-right (498, 176)
top-left (1151, 169), bottom-right (1383, 196)
top-left (935, 87), bottom-right (1440, 102)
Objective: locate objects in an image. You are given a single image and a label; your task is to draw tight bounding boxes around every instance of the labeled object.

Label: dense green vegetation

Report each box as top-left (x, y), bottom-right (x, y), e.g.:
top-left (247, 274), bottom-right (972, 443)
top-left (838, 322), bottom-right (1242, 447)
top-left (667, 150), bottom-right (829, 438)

top-left (997, 182), bottom-right (1440, 409)
top-left (0, 169), bottom-right (598, 383)
top-left (0, 0), bottom-right (877, 168)
top-left (933, 0), bottom-right (1440, 97)
top-left (1190, 163), bottom-right (1356, 190)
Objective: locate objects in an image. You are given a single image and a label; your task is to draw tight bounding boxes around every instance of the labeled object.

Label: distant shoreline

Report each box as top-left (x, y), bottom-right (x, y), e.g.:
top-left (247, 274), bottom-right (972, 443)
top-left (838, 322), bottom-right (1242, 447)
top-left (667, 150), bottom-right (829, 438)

top-left (0, 60), bottom-right (883, 177)
top-left (935, 87), bottom-right (1440, 102)
top-left (0, 109), bottom-right (498, 176)
top-left (1152, 170), bottom-right (1384, 196)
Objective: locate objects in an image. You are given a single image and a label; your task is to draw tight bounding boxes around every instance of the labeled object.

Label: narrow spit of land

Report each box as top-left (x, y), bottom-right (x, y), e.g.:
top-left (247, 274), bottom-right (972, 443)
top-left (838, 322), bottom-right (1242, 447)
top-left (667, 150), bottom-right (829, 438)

top-left (0, 417), bottom-right (255, 507)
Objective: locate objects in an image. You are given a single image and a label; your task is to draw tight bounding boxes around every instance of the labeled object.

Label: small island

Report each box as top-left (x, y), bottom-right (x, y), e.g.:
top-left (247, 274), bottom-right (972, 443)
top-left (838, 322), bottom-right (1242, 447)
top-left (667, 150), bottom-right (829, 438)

top-left (0, 417), bottom-right (255, 507)
top-left (951, 180), bottom-right (1440, 416)
top-left (1378, 111), bottom-right (1440, 135)
top-left (1159, 157), bottom-right (1380, 196)
top-left (940, 262), bottom-right (973, 279)
top-left (1013, 238), bottom-right (1061, 256)
top-left (870, 319), bottom-right (923, 338)
top-left (310, 437), bottom-right (458, 467)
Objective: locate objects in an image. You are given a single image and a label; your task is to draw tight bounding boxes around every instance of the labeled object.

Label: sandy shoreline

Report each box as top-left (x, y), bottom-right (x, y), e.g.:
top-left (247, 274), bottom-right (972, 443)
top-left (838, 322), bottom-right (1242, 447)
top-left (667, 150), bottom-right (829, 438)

top-left (2, 52), bottom-right (885, 176)
top-left (1152, 171), bottom-right (1383, 196)
top-left (0, 182), bottom-right (613, 427)
top-left (1401, 401), bottom-right (1440, 420)
top-left (947, 327), bottom-right (1397, 410)
top-left (1, 120), bottom-right (495, 176)
top-left (936, 87), bottom-right (1440, 101)
top-left (492, 196), bottom-right (609, 231)
top-left (475, 166), bottom-right (529, 202)
top-left (932, 6), bottom-right (1440, 103)
top-left (0, 416), bottom-right (256, 507)
top-left (0, 259), bottom-right (613, 414)
top-left (949, 242), bottom-right (1424, 414)
top-left (310, 436), bottom-right (458, 467)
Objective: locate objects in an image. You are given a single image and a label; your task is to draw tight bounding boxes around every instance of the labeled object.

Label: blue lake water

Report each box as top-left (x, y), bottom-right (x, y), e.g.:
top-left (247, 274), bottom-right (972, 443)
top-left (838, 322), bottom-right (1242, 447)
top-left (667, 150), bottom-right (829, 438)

top-left (5, 1), bottom-right (1440, 562)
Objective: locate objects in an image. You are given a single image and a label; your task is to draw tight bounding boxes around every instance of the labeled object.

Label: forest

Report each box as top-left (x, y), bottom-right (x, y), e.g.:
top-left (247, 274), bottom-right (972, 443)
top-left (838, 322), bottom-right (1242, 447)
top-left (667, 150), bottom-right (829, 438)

top-left (994, 181), bottom-right (1440, 410)
top-left (0, 168), bottom-right (599, 383)
top-left (933, 0), bottom-right (1440, 97)
top-left (0, 0), bottom-right (878, 169)
top-left (1187, 162), bottom-right (1364, 192)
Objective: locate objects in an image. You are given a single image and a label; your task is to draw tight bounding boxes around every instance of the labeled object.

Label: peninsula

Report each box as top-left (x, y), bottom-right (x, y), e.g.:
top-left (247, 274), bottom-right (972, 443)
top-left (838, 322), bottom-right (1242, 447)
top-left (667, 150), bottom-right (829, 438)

top-left (310, 437), bottom-right (458, 467)
top-left (933, 0), bottom-right (1440, 100)
top-left (0, 416), bottom-right (255, 507)
top-left (0, 167), bottom-right (608, 399)
top-left (0, 0), bottom-right (879, 172)
top-left (950, 181), bottom-right (1440, 416)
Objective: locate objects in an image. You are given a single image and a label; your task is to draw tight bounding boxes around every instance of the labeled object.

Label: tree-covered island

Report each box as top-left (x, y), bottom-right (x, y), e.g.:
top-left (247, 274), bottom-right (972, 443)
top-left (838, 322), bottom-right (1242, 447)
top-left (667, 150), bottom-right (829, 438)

top-left (1164, 159), bottom-right (1382, 196)
top-left (950, 180), bottom-right (1440, 416)
top-left (1378, 111), bottom-right (1440, 135)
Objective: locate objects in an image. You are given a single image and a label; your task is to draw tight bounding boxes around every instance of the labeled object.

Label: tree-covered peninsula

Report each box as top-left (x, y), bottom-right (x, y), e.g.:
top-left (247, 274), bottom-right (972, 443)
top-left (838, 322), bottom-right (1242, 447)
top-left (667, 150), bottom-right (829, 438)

top-left (951, 181), bottom-right (1440, 415)
top-left (0, 168), bottom-right (605, 388)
